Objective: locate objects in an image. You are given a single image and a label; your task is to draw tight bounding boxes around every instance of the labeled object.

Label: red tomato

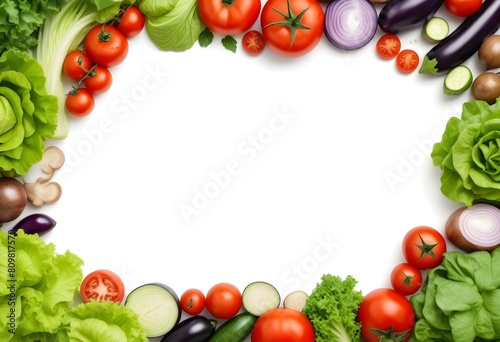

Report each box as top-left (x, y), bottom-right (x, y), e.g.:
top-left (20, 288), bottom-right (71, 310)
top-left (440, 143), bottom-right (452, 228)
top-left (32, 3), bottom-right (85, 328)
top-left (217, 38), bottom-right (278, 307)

top-left (205, 282), bottom-right (242, 319)
top-left (357, 288), bottom-right (415, 342)
top-left (251, 307), bottom-right (315, 342)
top-left (403, 225), bottom-right (447, 270)
top-left (180, 288), bottom-right (206, 315)
top-left (444, 0), bottom-right (483, 17)
top-left (198, 0), bottom-right (261, 36)
top-left (83, 65), bottom-right (113, 94)
top-left (84, 24), bottom-right (129, 68)
top-left (242, 30), bottom-right (265, 55)
top-left (260, 0), bottom-right (324, 58)
top-left (390, 262), bottom-right (423, 296)
top-left (115, 5), bottom-right (145, 37)
top-left (62, 50), bottom-right (93, 81)
top-left (65, 88), bottom-right (95, 117)
top-left (376, 33), bottom-right (401, 59)
top-left (396, 49), bottom-right (420, 73)
top-left (80, 269), bottom-right (125, 303)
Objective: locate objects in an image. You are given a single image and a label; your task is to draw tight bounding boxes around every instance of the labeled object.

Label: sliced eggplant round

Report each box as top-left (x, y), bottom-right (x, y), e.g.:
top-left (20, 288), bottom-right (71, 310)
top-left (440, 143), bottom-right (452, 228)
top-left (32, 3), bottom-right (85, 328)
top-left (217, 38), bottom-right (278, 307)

top-left (242, 281), bottom-right (281, 316)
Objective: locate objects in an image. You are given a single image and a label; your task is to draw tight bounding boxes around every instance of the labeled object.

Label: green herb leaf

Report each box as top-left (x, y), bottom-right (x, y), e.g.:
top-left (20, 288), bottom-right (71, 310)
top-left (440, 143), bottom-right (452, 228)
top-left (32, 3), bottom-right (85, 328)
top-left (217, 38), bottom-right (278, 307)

top-left (199, 28), bottom-right (214, 48)
top-left (222, 35), bottom-right (237, 53)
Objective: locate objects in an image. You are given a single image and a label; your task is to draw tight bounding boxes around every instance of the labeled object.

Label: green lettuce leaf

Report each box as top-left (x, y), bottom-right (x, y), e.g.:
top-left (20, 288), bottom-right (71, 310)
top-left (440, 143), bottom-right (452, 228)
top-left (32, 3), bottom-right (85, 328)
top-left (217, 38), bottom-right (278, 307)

top-left (0, 230), bottom-right (83, 342)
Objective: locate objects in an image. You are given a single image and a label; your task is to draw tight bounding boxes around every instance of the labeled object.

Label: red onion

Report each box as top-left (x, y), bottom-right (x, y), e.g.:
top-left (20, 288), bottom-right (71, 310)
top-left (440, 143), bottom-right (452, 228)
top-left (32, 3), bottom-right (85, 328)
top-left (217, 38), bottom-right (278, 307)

top-left (324, 0), bottom-right (378, 50)
top-left (445, 203), bottom-right (500, 252)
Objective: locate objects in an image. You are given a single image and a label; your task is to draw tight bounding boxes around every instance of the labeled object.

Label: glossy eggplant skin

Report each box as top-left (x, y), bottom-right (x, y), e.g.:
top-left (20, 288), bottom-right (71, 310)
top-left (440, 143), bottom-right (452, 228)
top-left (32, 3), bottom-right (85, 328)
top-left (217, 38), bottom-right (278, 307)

top-left (378, 0), bottom-right (444, 34)
top-left (8, 213), bottom-right (56, 235)
top-left (420, 0), bottom-right (500, 74)
top-left (160, 316), bottom-right (216, 342)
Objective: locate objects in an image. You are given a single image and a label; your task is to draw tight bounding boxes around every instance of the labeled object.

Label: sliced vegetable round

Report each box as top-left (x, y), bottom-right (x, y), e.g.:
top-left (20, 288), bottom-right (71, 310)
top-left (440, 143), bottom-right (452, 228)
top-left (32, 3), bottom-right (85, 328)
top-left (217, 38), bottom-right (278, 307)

top-left (376, 33), bottom-right (401, 59)
top-left (423, 17), bottom-right (450, 42)
top-left (396, 49), bottom-right (419, 73)
top-left (283, 290), bottom-right (309, 312)
top-left (443, 65), bottom-right (473, 95)
top-left (324, 0), bottom-right (378, 50)
top-left (242, 30), bottom-right (265, 55)
top-left (125, 283), bottom-right (182, 337)
top-left (80, 269), bottom-right (125, 303)
top-left (242, 281), bottom-right (281, 316)
top-left (445, 203), bottom-right (500, 252)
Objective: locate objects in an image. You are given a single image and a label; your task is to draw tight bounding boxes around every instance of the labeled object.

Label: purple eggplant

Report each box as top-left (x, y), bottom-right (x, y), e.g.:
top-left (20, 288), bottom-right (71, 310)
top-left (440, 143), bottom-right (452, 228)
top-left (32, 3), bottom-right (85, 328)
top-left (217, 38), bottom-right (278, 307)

top-left (160, 316), bottom-right (217, 342)
top-left (420, 0), bottom-right (500, 74)
top-left (8, 213), bottom-right (56, 235)
top-left (378, 0), bottom-right (444, 34)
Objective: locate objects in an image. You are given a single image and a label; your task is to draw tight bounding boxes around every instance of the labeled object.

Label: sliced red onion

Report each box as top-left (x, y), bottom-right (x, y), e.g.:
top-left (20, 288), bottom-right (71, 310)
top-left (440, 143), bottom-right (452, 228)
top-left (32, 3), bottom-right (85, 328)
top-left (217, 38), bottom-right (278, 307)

top-left (459, 203), bottom-right (500, 247)
top-left (324, 0), bottom-right (378, 50)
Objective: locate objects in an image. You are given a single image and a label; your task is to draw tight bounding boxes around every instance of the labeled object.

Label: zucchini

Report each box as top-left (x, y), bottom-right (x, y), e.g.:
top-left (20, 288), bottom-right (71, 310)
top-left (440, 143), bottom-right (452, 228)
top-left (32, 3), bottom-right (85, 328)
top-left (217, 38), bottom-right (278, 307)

top-left (443, 65), bottom-right (473, 96)
top-left (422, 17), bottom-right (449, 43)
top-left (242, 281), bottom-right (281, 316)
top-left (378, 0), bottom-right (444, 34)
top-left (420, 0), bottom-right (500, 74)
top-left (208, 312), bottom-right (257, 342)
top-left (161, 316), bottom-right (217, 342)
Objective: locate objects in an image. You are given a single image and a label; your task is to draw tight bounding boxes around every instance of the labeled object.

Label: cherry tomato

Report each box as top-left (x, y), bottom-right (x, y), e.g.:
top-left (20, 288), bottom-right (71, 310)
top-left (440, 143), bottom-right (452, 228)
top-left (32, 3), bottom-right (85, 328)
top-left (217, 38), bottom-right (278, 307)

top-left (83, 65), bottom-right (113, 94)
top-left (251, 307), bottom-right (315, 342)
top-left (357, 288), bottom-right (415, 342)
top-left (376, 33), bottom-right (401, 59)
top-left (260, 0), bottom-right (324, 58)
top-left (180, 288), bottom-right (206, 315)
top-left (65, 87), bottom-right (95, 117)
top-left (62, 50), bottom-right (93, 81)
top-left (80, 269), bottom-right (125, 303)
top-left (84, 24), bottom-right (129, 68)
top-left (115, 5), bottom-right (145, 37)
top-left (242, 30), bottom-right (265, 55)
top-left (198, 0), bottom-right (261, 36)
top-left (390, 262), bottom-right (423, 296)
top-left (396, 49), bottom-right (420, 73)
top-left (205, 282), bottom-right (242, 319)
top-left (444, 0), bottom-right (482, 17)
top-left (403, 225), bottom-right (447, 270)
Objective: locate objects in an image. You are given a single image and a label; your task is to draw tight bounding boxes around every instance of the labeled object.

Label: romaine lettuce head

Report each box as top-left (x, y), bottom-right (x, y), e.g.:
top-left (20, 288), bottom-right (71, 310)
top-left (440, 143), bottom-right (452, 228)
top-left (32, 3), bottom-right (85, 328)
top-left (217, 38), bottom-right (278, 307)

top-left (138, 0), bottom-right (205, 51)
top-left (432, 99), bottom-right (500, 206)
top-left (0, 49), bottom-right (58, 177)
top-left (0, 230), bottom-right (83, 342)
top-left (57, 301), bottom-right (148, 342)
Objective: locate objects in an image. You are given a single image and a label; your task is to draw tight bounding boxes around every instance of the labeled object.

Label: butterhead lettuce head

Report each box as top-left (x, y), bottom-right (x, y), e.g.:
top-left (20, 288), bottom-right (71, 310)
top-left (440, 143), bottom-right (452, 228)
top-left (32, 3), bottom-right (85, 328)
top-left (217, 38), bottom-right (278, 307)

top-left (432, 99), bottom-right (500, 206)
top-left (0, 50), bottom-right (58, 177)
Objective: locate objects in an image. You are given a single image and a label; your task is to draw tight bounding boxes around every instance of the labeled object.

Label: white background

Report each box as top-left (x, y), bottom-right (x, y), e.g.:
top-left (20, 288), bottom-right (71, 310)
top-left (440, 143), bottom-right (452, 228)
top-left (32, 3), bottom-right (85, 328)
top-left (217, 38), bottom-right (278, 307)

top-left (7, 2), bottom-right (489, 341)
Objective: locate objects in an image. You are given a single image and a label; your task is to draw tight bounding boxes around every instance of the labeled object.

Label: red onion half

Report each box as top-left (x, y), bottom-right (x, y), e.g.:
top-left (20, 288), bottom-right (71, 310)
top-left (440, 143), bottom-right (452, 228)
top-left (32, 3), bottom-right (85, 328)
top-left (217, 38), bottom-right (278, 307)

top-left (445, 203), bottom-right (500, 252)
top-left (324, 0), bottom-right (378, 50)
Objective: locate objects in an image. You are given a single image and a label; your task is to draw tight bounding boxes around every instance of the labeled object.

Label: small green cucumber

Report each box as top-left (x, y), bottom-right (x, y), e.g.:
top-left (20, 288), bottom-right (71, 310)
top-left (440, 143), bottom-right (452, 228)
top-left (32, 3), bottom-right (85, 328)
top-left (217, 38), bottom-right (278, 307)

top-left (208, 312), bottom-right (257, 342)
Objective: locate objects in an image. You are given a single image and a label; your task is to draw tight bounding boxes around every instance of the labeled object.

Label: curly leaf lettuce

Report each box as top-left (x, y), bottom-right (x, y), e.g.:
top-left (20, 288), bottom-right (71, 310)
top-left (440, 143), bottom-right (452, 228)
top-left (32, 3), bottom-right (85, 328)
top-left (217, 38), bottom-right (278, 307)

top-left (57, 301), bottom-right (148, 342)
top-left (410, 249), bottom-right (500, 342)
top-left (303, 274), bottom-right (364, 342)
top-left (432, 99), bottom-right (500, 206)
top-left (0, 49), bottom-right (58, 177)
top-left (0, 230), bottom-right (83, 342)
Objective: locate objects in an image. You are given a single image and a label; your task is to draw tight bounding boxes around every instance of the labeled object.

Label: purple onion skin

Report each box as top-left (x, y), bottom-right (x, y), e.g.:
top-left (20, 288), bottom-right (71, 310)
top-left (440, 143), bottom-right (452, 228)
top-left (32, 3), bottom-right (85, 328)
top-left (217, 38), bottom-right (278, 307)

top-left (9, 213), bottom-right (57, 235)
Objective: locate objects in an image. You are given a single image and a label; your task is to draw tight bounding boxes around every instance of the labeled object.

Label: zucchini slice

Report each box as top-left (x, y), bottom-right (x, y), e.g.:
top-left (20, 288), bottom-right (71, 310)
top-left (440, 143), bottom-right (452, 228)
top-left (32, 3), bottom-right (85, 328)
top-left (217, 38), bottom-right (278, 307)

top-left (422, 17), bottom-right (449, 42)
top-left (242, 281), bottom-right (281, 316)
top-left (444, 65), bottom-right (473, 96)
top-left (125, 283), bottom-right (181, 338)
top-left (283, 290), bottom-right (309, 312)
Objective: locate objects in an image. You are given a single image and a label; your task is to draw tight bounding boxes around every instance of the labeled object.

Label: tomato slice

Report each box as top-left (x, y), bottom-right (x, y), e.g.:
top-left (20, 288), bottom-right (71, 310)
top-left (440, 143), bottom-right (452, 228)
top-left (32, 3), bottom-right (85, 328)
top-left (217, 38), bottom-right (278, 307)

top-left (80, 269), bottom-right (125, 303)
top-left (242, 30), bottom-right (265, 55)
top-left (376, 33), bottom-right (401, 59)
top-left (396, 49), bottom-right (420, 73)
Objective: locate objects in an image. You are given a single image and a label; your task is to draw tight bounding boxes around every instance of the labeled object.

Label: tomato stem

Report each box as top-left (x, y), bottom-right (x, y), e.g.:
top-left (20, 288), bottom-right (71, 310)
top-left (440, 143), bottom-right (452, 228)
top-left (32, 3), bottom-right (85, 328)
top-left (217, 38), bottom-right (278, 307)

top-left (222, 0), bottom-right (236, 6)
top-left (98, 24), bottom-right (113, 42)
top-left (263, 0), bottom-right (311, 46)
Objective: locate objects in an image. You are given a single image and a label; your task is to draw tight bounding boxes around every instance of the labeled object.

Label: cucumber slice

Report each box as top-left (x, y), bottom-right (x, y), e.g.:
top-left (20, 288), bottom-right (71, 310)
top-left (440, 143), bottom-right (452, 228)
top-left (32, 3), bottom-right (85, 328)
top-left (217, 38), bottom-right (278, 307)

top-left (242, 281), bottom-right (280, 316)
top-left (423, 17), bottom-right (449, 42)
top-left (444, 65), bottom-right (473, 96)
top-left (125, 283), bottom-right (181, 338)
top-left (283, 290), bottom-right (309, 312)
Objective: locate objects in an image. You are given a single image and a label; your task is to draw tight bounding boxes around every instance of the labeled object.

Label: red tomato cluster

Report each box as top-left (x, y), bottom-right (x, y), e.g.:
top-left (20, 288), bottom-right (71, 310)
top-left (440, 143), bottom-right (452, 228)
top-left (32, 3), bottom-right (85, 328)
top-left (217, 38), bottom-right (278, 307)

top-left (375, 33), bottom-right (420, 73)
top-left (63, 5), bottom-right (145, 117)
top-left (357, 225), bottom-right (447, 342)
